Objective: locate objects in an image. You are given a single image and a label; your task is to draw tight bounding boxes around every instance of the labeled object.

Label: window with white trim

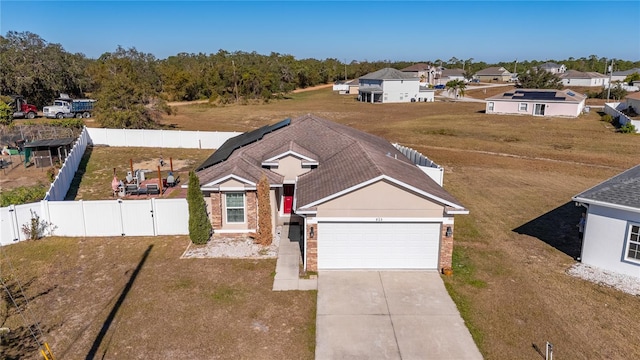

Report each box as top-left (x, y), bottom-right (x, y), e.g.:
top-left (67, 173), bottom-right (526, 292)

top-left (225, 192), bottom-right (245, 223)
top-left (487, 102), bottom-right (494, 111)
top-left (519, 103), bottom-right (528, 111)
top-left (626, 223), bottom-right (640, 262)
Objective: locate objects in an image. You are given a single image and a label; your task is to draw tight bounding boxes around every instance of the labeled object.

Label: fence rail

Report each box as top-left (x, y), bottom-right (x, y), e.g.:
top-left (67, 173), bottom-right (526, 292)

top-left (1, 127), bottom-right (240, 246)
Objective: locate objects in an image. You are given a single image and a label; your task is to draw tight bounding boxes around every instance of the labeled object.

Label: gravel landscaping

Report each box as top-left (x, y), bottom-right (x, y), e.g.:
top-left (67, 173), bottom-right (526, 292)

top-left (181, 225), bottom-right (282, 259)
top-left (567, 263), bottom-right (640, 296)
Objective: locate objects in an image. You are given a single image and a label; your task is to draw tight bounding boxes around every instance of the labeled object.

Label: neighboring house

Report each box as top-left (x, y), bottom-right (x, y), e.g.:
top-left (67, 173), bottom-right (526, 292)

top-left (439, 68), bottom-right (466, 84)
top-left (474, 66), bottom-right (512, 82)
top-left (333, 79), bottom-right (359, 95)
top-left (358, 68), bottom-right (420, 103)
top-left (625, 92), bottom-right (640, 113)
top-left (560, 70), bottom-right (609, 87)
top-left (538, 62), bottom-right (567, 74)
top-left (194, 114), bottom-right (468, 271)
top-left (485, 89), bottom-right (586, 117)
top-left (572, 164), bottom-right (640, 278)
top-left (418, 86), bottom-right (435, 102)
top-left (611, 68), bottom-right (640, 83)
top-left (401, 63), bottom-right (440, 85)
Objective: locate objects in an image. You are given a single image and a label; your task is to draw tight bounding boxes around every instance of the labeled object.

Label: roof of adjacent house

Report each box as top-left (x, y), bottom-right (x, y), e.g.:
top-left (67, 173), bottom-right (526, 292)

top-left (360, 68), bottom-right (417, 80)
top-left (560, 70), bottom-right (607, 79)
top-left (626, 92), bottom-right (640, 100)
top-left (441, 68), bottom-right (465, 77)
top-left (573, 164), bottom-right (640, 210)
top-left (485, 89), bottom-right (586, 103)
top-left (196, 114), bottom-right (466, 211)
top-left (475, 67), bottom-right (511, 76)
top-left (346, 78), bottom-right (360, 85)
top-left (401, 63), bottom-right (432, 72)
top-left (612, 68), bottom-right (640, 76)
top-left (539, 62), bottom-right (564, 69)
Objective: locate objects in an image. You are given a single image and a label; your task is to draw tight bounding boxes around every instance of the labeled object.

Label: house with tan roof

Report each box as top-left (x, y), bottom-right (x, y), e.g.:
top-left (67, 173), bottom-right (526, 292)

top-left (560, 70), bottom-right (609, 87)
top-left (485, 89), bottom-right (586, 117)
top-left (474, 66), bottom-right (512, 82)
top-left (439, 68), bottom-right (466, 84)
top-left (195, 114), bottom-right (468, 271)
top-left (401, 63), bottom-right (440, 85)
top-left (573, 164), bottom-right (640, 278)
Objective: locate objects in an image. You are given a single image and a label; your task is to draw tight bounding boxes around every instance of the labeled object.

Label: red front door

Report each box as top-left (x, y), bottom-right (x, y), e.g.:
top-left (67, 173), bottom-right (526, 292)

top-left (283, 184), bottom-right (294, 214)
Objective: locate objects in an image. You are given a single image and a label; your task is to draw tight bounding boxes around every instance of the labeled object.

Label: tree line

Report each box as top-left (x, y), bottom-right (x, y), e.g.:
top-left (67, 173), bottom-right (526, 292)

top-left (1, 31), bottom-right (639, 129)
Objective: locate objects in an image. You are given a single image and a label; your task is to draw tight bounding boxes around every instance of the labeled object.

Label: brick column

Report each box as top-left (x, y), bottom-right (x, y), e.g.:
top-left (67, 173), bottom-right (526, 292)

top-left (246, 191), bottom-right (257, 230)
top-left (439, 223), bottom-right (454, 272)
top-left (209, 193), bottom-right (222, 229)
top-left (306, 223), bottom-right (318, 271)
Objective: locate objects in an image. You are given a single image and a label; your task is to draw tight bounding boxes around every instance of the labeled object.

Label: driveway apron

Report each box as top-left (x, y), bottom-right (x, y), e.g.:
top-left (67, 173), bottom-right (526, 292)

top-left (316, 271), bottom-right (483, 360)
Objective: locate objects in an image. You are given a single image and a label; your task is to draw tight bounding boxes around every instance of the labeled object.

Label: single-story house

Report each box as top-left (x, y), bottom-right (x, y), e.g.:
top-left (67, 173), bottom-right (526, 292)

top-left (474, 66), bottom-right (512, 82)
top-left (194, 114), bottom-right (468, 271)
top-left (358, 68), bottom-right (420, 103)
top-left (611, 68), bottom-right (640, 83)
top-left (572, 164), bottom-right (640, 278)
top-left (560, 70), bottom-right (609, 87)
top-left (485, 89), bottom-right (586, 117)
top-left (24, 137), bottom-right (76, 168)
top-left (438, 68), bottom-right (466, 84)
top-left (333, 79), bottom-right (360, 95)
top-left (625, 91), bottom-right (640, 112)
top-left (537, 62), bottom-right (567, 74)
top-left (401, 63), bottom-right (440, 85)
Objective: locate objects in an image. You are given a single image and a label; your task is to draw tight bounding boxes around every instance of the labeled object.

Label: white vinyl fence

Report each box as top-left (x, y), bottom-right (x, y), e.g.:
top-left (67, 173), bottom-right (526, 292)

top-left (393, 143), bottom-right (444, 186)
top-left (604, 102), bottom-right (640, 133)
top-left (1, 127), bottom-right (240, 246)
top-left (86, 128), bottom-right (241, 149)
top-left (1, 198), bottom-right (188, 245)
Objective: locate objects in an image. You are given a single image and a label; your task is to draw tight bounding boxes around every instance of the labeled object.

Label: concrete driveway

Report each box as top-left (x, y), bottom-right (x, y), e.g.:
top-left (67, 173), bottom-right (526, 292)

top-left (316, 271), bottom-right (483, 360)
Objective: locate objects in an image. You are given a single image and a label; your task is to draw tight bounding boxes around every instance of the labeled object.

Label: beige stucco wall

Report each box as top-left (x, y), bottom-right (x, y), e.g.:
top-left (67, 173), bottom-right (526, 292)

top-left (219, 178), bottom-right (246, 189)
top-left (317, 180), bottom-right (444, 218)
top-left (271, 155), bottom-right (310, 181)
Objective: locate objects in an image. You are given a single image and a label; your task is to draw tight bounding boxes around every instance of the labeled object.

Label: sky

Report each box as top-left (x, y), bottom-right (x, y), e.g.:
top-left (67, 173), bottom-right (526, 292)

top-left (1, 1), bottom-right (639, 63)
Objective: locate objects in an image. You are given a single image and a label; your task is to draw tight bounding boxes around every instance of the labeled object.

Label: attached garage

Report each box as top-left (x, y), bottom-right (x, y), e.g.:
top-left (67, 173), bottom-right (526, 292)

top-left (317, 222), bottom-right (441, 269)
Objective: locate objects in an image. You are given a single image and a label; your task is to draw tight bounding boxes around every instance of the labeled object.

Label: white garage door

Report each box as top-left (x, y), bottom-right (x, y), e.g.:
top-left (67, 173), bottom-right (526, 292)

top-left (317, 222), bottom-right (441, 269)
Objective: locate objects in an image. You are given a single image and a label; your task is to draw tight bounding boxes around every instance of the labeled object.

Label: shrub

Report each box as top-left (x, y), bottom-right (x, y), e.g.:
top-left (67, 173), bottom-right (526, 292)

top-left (0, 185), bottom-right (47, 206)
top-left (187, 171), bottom-right (212, 244)
top-left (620, 122), bottom-right (637, 134)
top-left (21, 209), bottom-right (55, 240)
top-left (601, 114), bottom-right (613, 123)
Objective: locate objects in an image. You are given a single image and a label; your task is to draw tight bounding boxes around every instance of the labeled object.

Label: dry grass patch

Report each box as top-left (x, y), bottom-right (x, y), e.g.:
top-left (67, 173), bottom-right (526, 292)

top-left (0, 236), bottom-right (316, 359)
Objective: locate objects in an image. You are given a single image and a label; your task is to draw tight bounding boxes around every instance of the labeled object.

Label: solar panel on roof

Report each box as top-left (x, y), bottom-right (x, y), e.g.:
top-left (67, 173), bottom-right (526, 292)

top-left (196, 118), bottom-right (291, 171)
top-left (567, 91), bottom-right (575, 96)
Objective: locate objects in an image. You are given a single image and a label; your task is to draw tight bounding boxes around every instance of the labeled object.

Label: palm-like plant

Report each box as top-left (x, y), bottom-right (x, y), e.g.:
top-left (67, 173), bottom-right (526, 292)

top-left (445, 79), bottom-right (467, 98)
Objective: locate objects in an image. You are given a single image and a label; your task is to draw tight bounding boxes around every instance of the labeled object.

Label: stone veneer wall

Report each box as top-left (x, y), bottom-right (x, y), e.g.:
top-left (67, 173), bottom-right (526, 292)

top-left (439, 222), bottom-right (454, 271)
top-left (209, 192), bottom-right (222, 229)
top-left (306, 221), bottom-right (318, 271)
top-left (246, 191), bottom-right (257, 230)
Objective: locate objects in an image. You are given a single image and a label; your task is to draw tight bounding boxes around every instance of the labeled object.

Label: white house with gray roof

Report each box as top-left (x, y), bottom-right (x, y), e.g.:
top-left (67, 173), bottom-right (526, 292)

top-left (573, 164), bottom-right (640, 278)
top-left (611, 68), bottom-right (640, 83)
top-left (538, 62), bottom-right (567, 74)
top-left (358, 68), bottom-right (422, 103)
top-left (560, 70), bottom-right (609, 87)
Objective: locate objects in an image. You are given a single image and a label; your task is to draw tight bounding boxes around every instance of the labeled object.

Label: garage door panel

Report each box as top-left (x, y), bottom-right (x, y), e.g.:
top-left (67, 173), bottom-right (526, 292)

top-left (318, 222), bottom-right (440, 269)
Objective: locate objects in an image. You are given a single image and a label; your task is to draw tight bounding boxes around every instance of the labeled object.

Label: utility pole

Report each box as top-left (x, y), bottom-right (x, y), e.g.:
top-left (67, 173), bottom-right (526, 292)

top-left (606, 59), bottom-right (614, 101)
top-left (513, 59), bottom-right (518, 74)
top-left (232, 60), bottom-right (238, 103)
top-left (344, 59), bottom-right (347, 81)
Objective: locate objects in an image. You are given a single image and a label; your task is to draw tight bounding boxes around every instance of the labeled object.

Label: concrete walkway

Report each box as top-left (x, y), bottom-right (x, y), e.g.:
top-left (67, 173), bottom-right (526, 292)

top-left (316, 271), bottom-right (483, 360)
top-left (272, 224), bottom-right (317, 291)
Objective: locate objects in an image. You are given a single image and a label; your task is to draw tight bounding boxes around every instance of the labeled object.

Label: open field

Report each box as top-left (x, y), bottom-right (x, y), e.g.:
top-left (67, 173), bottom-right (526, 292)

top-left (2, 88), bottom-right (639, 359)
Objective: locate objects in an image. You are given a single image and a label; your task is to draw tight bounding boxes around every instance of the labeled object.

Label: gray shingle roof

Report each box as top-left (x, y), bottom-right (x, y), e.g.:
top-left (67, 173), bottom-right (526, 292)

top-left (196, 114), bottom-right (466, 211)
top-left (612, 68), bottom-right (640, 76)
top-left (573, 164), bottom-right (640, 210)
top-left (539, 62), bottom-right (563, 69)
top-left (360, 68), bottom-right (417, 80)
top-left (560, 70), bottom-right (607, 79)
top-left (475, 67), bottom-right (511, 76)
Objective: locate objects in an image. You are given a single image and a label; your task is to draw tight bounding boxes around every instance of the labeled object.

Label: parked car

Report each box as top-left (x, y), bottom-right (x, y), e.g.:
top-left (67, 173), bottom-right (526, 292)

top-left (434, 84), bottom-right (446, 89)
